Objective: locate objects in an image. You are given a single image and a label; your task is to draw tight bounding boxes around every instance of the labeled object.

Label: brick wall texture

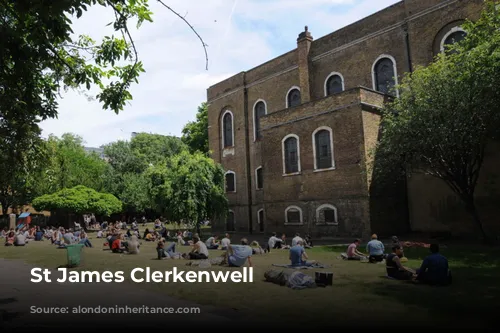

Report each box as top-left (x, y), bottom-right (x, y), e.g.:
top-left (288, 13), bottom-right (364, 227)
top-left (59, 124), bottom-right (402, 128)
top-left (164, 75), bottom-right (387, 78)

top-left (207, 0), bottom-right (499, 239)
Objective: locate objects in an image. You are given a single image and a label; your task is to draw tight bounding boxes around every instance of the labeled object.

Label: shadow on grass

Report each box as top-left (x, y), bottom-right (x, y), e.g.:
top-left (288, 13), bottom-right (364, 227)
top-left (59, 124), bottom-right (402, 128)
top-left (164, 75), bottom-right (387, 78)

top-left (365, 245), bottom-right (500, 327)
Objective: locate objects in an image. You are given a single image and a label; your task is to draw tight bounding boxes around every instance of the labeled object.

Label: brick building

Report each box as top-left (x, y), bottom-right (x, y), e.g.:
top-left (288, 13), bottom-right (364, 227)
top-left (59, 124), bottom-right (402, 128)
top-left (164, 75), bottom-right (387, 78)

top-left (207, 0), bottom-right (498, 239)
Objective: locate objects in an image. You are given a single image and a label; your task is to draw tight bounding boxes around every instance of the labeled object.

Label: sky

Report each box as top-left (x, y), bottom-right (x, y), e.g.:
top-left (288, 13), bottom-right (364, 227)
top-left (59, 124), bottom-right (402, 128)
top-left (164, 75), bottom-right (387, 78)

top-left (39, 0), bottom-right (401, 148)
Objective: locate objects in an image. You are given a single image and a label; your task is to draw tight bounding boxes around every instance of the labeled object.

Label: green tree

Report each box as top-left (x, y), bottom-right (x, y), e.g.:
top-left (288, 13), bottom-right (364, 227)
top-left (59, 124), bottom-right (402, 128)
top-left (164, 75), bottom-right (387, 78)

top-left (37, 133), bottom-right (110, 194)
top-left (130, 133), bottom-right (187, 166)
top-left (147, 151), bottom-right (227, 225)
top-left (0, 126), bottom-right (46, 213)
top-left (103, 140), bottom-right (146, 174)
top-left (181, 102), bottom-right (209, 154)
top-left (0, 0), bottom-right (154, 147)
top-left (102, 133), bottom-right (186, 214)
top-left (32, 185), bottom-right (122, 217)
top-left (375, 1), bottom-right (500, 240)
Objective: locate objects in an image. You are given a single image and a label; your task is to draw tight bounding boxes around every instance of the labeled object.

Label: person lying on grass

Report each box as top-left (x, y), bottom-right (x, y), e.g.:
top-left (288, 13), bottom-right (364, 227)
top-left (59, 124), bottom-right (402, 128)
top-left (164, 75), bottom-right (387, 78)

top-left (386, 245), bottom-right (415, 280)
top-left (224, 238), bottom-right (253, 267)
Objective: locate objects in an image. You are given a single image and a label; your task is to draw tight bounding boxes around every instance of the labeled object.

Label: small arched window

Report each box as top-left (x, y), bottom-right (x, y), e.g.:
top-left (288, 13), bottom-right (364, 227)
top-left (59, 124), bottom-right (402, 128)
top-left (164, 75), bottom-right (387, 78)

top-left (255, 166), bottom-right (263, 190)
top-left (225, 171), bottom-right (236, 193)
top-left (325, 73), bottom-right (344, 96)
top-left (222, 111), bottom-right (234, 148)
top-left (286, 87), bottom-right (301, 108)
top-left (285, 206), bottom-right (303, 225)
top-left (441, 28), bottom-right (467, 53)
top-left (282, 135), bottom-right (300, 174)
top-left (254, 100), bottom-right (266, 141)
top-left (226, 211), bottom-right (235, 231)
top-left (313, 127), bottom-right (334, 170)
top-left (316, 204), bottom-right (338, 225)
top-left (373, 57), bottom-right (397, 95)
top-left (257, 209), bottom-right (265, 232)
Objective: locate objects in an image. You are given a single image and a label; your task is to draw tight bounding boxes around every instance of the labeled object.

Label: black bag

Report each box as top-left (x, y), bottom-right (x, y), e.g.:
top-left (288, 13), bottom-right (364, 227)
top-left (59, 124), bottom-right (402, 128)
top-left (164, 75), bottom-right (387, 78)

top-left (315, 272), bottom-right (333, 287)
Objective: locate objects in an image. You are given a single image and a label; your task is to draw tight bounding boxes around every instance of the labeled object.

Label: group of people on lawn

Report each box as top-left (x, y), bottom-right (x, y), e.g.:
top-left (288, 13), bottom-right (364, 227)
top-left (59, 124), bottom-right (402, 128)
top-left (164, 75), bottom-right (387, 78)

top-left (345, 234), bottom-right (452, 286)
top-left (2, 225), bottom-right (93, 248)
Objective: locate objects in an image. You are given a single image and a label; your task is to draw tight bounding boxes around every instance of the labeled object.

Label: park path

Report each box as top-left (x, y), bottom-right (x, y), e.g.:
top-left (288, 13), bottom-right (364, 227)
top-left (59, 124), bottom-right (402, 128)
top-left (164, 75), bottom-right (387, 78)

top-left (0, 258), bottom-right (230, 329)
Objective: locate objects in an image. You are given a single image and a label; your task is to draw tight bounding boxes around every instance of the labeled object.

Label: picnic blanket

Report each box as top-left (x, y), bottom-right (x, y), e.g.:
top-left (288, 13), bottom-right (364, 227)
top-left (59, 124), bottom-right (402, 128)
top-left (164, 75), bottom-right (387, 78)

top-left (272, 262), bottom-right (328, 269)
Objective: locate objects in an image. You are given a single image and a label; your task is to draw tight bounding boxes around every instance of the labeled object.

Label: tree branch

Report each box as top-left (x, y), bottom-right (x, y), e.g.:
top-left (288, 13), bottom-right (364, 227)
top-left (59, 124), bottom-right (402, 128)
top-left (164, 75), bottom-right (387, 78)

top-left (157, 0), bottom-right (209, 70)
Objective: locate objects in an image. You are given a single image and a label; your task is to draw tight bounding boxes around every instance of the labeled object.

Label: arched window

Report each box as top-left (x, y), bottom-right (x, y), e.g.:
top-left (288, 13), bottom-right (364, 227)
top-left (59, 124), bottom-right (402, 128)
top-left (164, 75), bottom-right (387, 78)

top-left (282, 134), bottom-right (300, 175)
top-left (313, 127), bottom-right (334, 170)
top-left (253, 100), bottom-right (267, 141)
top-left (226, 211), bottom-right (235, 231)
top-left (316, 204), bottom-right (338, 225)
top-left (221, 110), bottom-right (234, 148)
top-left (255, 166), bottom-right (263, 190)
top-left (257, 209), bottom-right (264, 232)
top-left (285, 206), bottom-right (303, 225)
top-left (372, 55), bottom-right (398, 96)
top-left (324, 73), bottom-right (344, 96)
top-left (440, 27), bottom-right (467, 53)
top-left (286, 87), bottom-right (301, 108)
top-left (225, 171), bottom-right (236, 193)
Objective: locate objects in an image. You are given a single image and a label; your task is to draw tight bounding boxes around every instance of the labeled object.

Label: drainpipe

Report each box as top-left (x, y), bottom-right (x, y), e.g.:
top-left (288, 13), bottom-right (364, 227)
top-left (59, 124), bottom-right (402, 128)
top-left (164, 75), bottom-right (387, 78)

top-left (403, 22), bottom-right (413, 73)
top-left (402, 22), bottom-right (412, 233)
top-left (243, 72), bottom-right (253, 234)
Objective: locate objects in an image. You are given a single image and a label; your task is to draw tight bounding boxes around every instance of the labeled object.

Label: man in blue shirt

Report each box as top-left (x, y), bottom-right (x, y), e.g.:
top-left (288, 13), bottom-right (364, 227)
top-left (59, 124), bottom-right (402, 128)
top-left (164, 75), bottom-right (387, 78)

top-left (289, 240), bottom-right (313, 266)
top-left (416, 244), bottom-right (452, 286)
top-left (227, 238), bottom-right (253, 267)
top-left (366, 234), bottom-right (385, 263)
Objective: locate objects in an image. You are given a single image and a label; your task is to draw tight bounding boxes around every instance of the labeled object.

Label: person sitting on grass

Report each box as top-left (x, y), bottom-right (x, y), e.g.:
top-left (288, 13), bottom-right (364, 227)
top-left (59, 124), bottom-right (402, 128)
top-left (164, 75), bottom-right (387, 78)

top-left (367, 234), bottom-right (385, 263)
top-left (1, 227), bottom-right (7, 239)
top-left (157, 239), bottom-right (178, 259)
top-left (267, 232), bottom-right (282, 252)
top-left (290, 240), bottom-right (314, 266)
top-left (5, 231), bottom-right (15, 246)
top-left (205, 235), bottom-right (219, 250)
top-left (111, 234), bottom-right (126, 253)
top-left (225, 238), bottom-right (253, 267)
top-left (177, 231), bottom-right (191, 246)
top-left (292, 233), bottom-right (303, 247)
top-left (187, 236), bottom-right (209, 260)
top-left (346, 239), bottom-right (366, 260)
top-left (79, 231), bottom-right (93, 248)
top-left (416, 244), bottom-right (452, 286)
top-left (220, 233), bottom-right (231, 250)
top-left (14, 230), bottom-right (27, 246)
top-left (250, 241), bottom-right (265, 255)
top-left (35, 227), bottom-right (44, 241)
top-left (386, 245), bottom-right (415, 281)
top-left (127, 235), bottom-right (140, 254)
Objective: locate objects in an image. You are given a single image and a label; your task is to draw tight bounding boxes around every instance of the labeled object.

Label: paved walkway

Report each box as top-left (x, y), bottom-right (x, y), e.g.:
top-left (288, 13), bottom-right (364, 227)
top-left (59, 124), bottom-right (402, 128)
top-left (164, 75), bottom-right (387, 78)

top-left (0, 258), bottom-right (230, 329)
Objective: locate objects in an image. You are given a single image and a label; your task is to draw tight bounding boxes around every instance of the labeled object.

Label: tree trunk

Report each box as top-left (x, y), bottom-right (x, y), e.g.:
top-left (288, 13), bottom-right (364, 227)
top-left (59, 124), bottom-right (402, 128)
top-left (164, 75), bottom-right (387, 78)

top-left (465, 198), bottom-right (489, 243)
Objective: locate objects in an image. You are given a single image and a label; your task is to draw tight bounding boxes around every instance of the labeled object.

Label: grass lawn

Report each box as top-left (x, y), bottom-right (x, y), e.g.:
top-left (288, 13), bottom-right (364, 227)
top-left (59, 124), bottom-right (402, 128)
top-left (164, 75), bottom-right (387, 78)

top-left (0, 227), bottom-right (498, 328)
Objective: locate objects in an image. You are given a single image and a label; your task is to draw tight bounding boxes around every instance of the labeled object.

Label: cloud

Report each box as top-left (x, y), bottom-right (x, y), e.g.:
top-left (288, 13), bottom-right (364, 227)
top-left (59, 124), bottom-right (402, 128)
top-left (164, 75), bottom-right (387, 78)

top-left (39, 0), bottom-right (400, 147)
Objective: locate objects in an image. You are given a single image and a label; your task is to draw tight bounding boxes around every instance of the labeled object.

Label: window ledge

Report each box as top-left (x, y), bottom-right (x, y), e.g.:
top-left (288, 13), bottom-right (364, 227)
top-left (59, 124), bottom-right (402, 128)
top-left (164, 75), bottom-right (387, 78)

top-left (285, 222), bottom-right (304, 226)
top-left (256, 188), bottom-right (263, 191)
top-left (316, 223), bottom-right (339, 226)
top-left (282, 172), bottom-right (301, 177)
top-left (226, 191), bottom-right (237, 194)
top-left (313, 167), bottom-right (336, 173)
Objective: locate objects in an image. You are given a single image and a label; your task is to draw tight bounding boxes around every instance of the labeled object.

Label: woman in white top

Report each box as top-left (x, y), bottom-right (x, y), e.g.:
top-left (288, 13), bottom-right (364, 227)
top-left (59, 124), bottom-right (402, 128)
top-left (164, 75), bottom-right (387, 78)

top-left (188, 236), bottom-right (209, 260)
